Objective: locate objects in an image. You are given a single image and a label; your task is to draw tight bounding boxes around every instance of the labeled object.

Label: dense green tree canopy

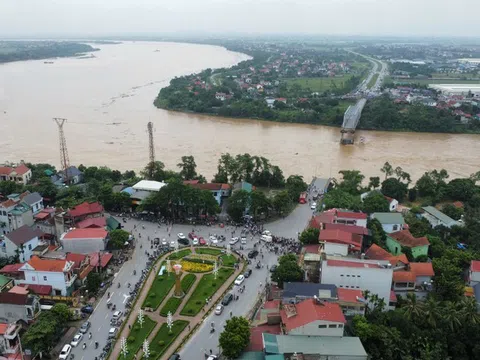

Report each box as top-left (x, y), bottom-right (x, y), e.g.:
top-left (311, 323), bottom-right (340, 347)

top-left (381, 178), bottom-right (408, 202)
top-left (271, 254), bottom-right (303, 288)
top-left (299, 228), bottom-right (320, 245)
top-left (219, 316), bottom-right (251, 359)
top-left (323, 189), bottom-right (361, 211)
top-left (362, 191), bottom-right (390, 214)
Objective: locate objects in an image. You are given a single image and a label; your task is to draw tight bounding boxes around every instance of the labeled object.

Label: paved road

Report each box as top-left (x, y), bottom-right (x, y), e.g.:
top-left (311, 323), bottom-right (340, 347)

top-left (69, 187), bottom-right (316, 360)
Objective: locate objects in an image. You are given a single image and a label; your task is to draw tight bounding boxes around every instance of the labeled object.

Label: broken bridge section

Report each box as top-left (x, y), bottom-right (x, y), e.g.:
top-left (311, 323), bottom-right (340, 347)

top-left (340, 98), bottom-right (367, 145)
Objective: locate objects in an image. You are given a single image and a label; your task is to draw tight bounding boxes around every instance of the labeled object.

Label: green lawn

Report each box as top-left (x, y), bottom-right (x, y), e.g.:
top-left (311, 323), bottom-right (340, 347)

top-left (195, 248), bottom-right (222, 256)
top-left (180, 268), bottom-right (235, 316)
top-left (285, 76), bottom-right (354, 92)
top-left (159, 274), bottom-right (196, 317)
top-left (121, 315), bottom-right (157, 360)
top-left (387, 76), bottom-right (480, 85)
top-left (168, 249), bottom-right (191, 260)
top-left (142, 269), bottom-right (176, 310)
top-left (149, 320), bottom-right (189, 359)
top-left (368, 73), bottom-right (379, 89)
top-left (220, 254), bottom-right (237, 267)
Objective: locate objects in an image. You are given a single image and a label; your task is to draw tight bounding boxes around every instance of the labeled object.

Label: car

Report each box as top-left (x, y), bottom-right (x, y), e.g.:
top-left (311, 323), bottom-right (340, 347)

top-left (270, 265), bottom-right (278, 273)
top-left (207, 355), bottom-right (218, 360)
top-left (199, 237), bottom-right (206, 245)
top-left (153, 237), bottom-right (160, 245)
top-left (169, 355), bottom-right (181, 360)
top-left (310, 202), bottom-right (317, 210)
top-left (209, 236), bottom-right (218, 245)
top-left (192, 237), bottom-right (199, 245)
top-left (214, 304), bottom-right (224, 315)
top-left (112, 310), bottom-right (123, 320)
top-left (178, 238), bottom-right (189, 246)
top-left (248, 250), bottom-right (259, 258)
top-left (244, 268), bottom-right (252, 278)
top-left (221, 292), bottom-right (234, 306)
top-left (170, 241), bottom-right (176, 248)
top-left (234, 275), bottom-right (245, 286)
top-left (262, 230), bottom-right (272, 236)
top-left (188, 232), bottom-right (195, 240)
top-left (177, 233), bottom-right (186, 240)
top-left (81, 305), bottom-right (93, 314)
top-left (79, 321), bottom-right (90, 334)
top-left (241, 236), bottom-right (247, 244)
top-left (71, 333), bottom-right (83, 347)
top-left (161, 238), bottom-right (168, 246)
top-left (261, 235), bottom-right (272, 243)
top-left (108, 327), bottom-right (118, 338)
top-left (59, 344), bottom-right (72, 359)
top-left (229, 237), bottom-right (239, 245)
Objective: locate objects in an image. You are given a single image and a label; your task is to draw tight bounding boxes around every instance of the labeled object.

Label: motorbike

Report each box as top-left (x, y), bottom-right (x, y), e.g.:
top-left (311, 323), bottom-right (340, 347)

top-left (95, 342), bottom-right (99, 349)
top-left (117, 282), bottom-right (121, 288)
top-left (210, 328), bottom-right (215, 333)
top-left (82, 343), bottom-right (87, 350)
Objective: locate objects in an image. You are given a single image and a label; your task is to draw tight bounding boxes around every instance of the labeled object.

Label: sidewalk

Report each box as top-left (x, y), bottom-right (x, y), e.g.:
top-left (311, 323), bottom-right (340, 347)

top-left (110, 250), bottom-right (243, 360)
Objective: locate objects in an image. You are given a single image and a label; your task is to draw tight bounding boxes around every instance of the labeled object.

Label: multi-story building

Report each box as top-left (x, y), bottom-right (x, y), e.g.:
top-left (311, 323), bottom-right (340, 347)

top-left (0, 164), bottom-right (32, 185)
top-left (371, 212), bottom-right (405, 233)
top-left (0, 225), bottom-right (44, 262)
top-left (0, 322), bottom-right (22, 357)
top-left (0, 292), bottom-right (40, 323)
top-left (320, 256), bottom-right (393, 303)
top-left (60, 228), bottom-right (109, 254)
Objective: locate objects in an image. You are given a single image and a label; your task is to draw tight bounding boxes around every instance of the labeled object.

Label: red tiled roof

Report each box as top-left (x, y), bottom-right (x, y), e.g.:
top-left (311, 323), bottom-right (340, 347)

top-left (365, 244), bottom-right (409, 266)
top-left (0, 199), bottom-right (17, 208)
top-left (63, 228), bottom-right (108, 240)
top-left (0, 292), bottom-right (28, 305)
top-left (79, 265), bottom-right (94, 280)
top-left (281, 299), bottom-right (346, 332)
top-left (25, 256), bottom-right (68, 272)
top-left (393, 271), bottom-right (416, 283)
top-left (453, 201), bottom-right (464, 208)
top-left (67, 202), bottom-right (104, 218)
top-left (76, 217), bottom-right (107, 229)
top-left (0, 167), bottom-right (13, 176)
top-left (182, 180), bottom-right (200, 185)
top-left (471, 260), bottom-right (480, 273)
top-left (327, 259), bottom-right (382, 269)
top-left (188, 183), bottom-right (226, 191)
top-left (319, 229), bottom-right (362, 251)
top-left (19, 284), bottom-right (52, 295)
top-left (0, 263), bottom-right (23, 273)
top-left (303, 244), bottom-right (321, 254)
top-left (246, 324), bottom-right (281, 352)
top-left (66, 253), bottom-right (87, 269)
top-left (89, 252), bottom-right (113, 268)
top-left (34, 212), bottom-right (50, 220)
top-left (337, 288), bottom-right (364, 304)
top-left (263, 300), bottom-right (280, 310)
top-left (14, 164), bottom-right (30, 175)
top-left (324, 223), bottom-right (369, 235)
top-left (390, 290), bottom-right (397, 302)
top-left (410, 262), bottom-right (434, 277)
top-left (0, 323), bottom-right (8, 335)
top-left (309, 211), bottom-right (336, 229)
top-left (389, 230), bottom-right (429, 247)
top-left (336, 211), bottom-right (367, 220)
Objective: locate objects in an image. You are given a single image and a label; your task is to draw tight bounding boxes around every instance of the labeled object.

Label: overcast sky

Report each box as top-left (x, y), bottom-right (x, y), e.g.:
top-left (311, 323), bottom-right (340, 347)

top-left (1, 0), bottom-right (478, 38)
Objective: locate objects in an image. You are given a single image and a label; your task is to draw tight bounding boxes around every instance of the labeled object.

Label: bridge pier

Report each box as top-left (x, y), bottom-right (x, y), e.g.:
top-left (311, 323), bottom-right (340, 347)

top-left (340, 129), bottom-right (355, 145)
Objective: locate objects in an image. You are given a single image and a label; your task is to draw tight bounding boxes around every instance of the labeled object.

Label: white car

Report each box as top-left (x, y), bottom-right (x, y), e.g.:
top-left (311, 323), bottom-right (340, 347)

top-left (108, 327), bottom-right (118, 338)
top-left (261, 235), bottom-right (272, 243)
top-left (192, 237), bottom-right (199, 245)
top-left (170, 241), bottom-right (176, 248)
top-left (177, 233), bottom-right (186, 240)
top-left (209, 236), bottom-right (218, 245)
top-left (241, 236), bottom-right (247, 244)
top-left (310, 202), bottom-right (317, 210)
top-left (59, 344), bottom-right (72, 359)
top-left (262, 230), bottom-right (272, 236)
top-left (229, 237), bottom-right (239, 245)
top-left (70, 333), bottom-right (83, 347)
top-left (161, 238), bottom-right (168, 246)
top-left (214, 304), bottom-right (224, 315)
top-left (112, 310), bottom-right (123, 320)
top-left (234, 275), bottom-right (245, 286)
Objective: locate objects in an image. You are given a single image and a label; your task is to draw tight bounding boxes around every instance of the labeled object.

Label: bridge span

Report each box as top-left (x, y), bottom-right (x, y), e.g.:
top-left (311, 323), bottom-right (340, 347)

top-left (340, 98), bottom-right (367, 145)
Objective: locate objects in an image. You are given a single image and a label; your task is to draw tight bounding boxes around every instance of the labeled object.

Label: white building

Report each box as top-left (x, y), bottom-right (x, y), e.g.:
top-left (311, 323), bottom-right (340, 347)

top-left (60, 228), bottom-right (109, 254)
top-left (0, 164), bottom-right (32, 185)
top-left (320, 256), bottom-right (393, 304)
top-left (370, 212), bottom-right (405, 233)
top-left (421, 206), bottom-right (461, 228)
top-left (334, 211), bottom-right (368, 228)
top-left (0, 225), bottom-right (43, 262)
top-left (21, 192), bottom-right (44, 215)
top-left (17, 255), bottom-right (76, 296)
top-left (132, 180), bottom-right (166, 192)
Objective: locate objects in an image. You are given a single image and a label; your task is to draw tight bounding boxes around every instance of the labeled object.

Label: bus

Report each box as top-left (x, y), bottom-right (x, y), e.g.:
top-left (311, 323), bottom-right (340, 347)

top-left (299, 192), bottom-right (307, 204)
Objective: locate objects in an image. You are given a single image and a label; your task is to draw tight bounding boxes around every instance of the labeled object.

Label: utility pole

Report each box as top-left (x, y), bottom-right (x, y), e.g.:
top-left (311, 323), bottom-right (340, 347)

top-left (147, 121), bottom-right (155, 179)
top-left (53, 118), bottom-right (70, 184)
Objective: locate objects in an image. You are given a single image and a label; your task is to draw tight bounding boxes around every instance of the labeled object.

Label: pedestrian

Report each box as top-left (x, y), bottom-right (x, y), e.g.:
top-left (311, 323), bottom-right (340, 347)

top-left (188, 325), bottom-right (191, 331)
top-left (129, 324), bottom-right (131, 329)
top-left (210, 349), bottom-right (213, 354)
top-left (230, 311), bottom-right (233, 317)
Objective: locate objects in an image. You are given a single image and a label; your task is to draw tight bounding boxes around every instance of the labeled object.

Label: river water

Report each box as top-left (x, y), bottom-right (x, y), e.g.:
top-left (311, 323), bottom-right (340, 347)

top-left (0, 41), bottom-right (478, 181)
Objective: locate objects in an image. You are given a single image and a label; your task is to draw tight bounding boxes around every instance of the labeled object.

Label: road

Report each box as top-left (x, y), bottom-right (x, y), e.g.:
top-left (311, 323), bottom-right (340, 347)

top-left (68, 184), bottom-right (317, 360)
top-left (346, 50), bottom-right (388, 95)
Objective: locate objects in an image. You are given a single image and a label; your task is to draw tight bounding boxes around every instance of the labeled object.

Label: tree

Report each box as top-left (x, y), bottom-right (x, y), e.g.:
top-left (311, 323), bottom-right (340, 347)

top-left (366, 218), bottom-right (387, 249)
top-left (271, 254), bottom-right (303, 288)
top-left (109, 229), bottom-right (129, 249)
top-left (362, 192), bottom-right (389, 214)
top-left (441, 204), bottom-right (464, 221)
top-left (299, 228), bottom-right (320, 245)
top-left (227, 190), bottom-right (250, 222)
top-left (219, 316), bottom-right (250, 359)
top-left (272, 190), bottom-right (292, 216)
top-left (250, 190), bottom-right (271, 219)
top-left (141, 161), bottom-right (166, 181)
top-left (368, 176), bottom-right (380, 190)
top-left (323, 189), bottom-right (361, 211)
top-left (446, 178), bottom-right (477, 202)
top-left (381, 178), bottom-right (407, 202)
top-left (337, 170), bottom-right (365, 195)
top-left (177, 155), bottom-right (198, 180)
top-left (380, 162), bottom-right (393, 180)
top-left (86, 272), bottom-right (102, 294)
top-left (285, 175), bottom-right (307, 201)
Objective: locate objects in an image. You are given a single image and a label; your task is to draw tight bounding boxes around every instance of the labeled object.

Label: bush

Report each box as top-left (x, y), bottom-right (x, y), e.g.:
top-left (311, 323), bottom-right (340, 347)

top-left (195, 301), bottom-right (201, 305)
top-left (158, 340), bottom-right (165, 347)
top-left (212, 283), bottom-right (217, 287)
top-left (134, 325), bottom-right (140, 331)
top-left (145, 301), bottom-right (151, 307)
top-left (150, 351), bottom-right (157, 357)
top-left (157, 278), bottom-right (163, 281)
top-left (149, 292), bottom-right (156, 298)
top-left (128, 336), bottom-right (136, 343)
top-left (188, 309), bottom-right (193, 314)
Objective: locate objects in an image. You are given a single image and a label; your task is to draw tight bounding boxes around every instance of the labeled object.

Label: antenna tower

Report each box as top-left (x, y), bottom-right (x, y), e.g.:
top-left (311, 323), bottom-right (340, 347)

top-left (53, 118), bottom-right (70, 184)
top-left (147, 122), bottom-right (155, 178)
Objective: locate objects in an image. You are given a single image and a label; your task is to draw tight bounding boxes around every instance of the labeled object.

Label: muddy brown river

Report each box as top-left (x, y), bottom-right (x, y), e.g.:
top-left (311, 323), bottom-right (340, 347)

top-left (0, 41), bottom-right (478, 181)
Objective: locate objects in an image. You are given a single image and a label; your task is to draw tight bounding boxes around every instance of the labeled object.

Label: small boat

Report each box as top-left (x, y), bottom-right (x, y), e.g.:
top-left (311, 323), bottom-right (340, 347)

top-left (44, 61), bottom-right (54, 64)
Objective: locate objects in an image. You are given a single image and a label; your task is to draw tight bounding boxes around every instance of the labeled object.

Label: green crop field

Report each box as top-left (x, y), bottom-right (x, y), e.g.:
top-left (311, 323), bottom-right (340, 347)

top-left (285, 75), bottom-right (354, 92)
top-left (387, 76), bottom-right (480, 85)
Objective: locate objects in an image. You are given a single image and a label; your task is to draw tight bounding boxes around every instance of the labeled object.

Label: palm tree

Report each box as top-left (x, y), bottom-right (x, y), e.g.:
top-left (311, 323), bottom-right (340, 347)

top-left (400, 293), bottom-right (425, 322)
top-left (457, 297), bottom-right (480, 325)
top-left (442, 301), bottom-right (462, 331)
top-left (423, 298), bottom-right (441, 328)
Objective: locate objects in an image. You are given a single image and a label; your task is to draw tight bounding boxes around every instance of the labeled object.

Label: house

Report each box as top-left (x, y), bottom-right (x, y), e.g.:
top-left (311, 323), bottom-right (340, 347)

top-left (0, 225), bottom-right (44, 262)
top-left (57, 166), bottom-right (83, 185)
top-left (469, 260), bottom-right (480, 286)
top-left (0, 164), bottom-right (32, 185)
top-left (365, 243), bottom-right (409, 267)
top-left (130, 180), bottom-right (167, 206)
top-left (67, 201), bottom-right (104, 223)
top-left (282, 282), bottom-right (337, 304)
top-left (334, 211), bottom-right (368, 228)
top-left (34, 208), bottom-right (57, 241)
top-left (320, 256), bottom-right (393, 304)
top-left (421, 206), bottom-right (462, 228)
top-left (60, 228), bottom-right (109, 254)
top-left (309, 209), bottom-right (368, 230)
top-left (233, 182), bottom-right (254, 193)
top-left (319, 229), bottom-right (363, 256)
top-left (262, 333), bottom-right (368, 360)
top-left (265, 98), bottom-right (276, 108)
top-left (17, 255), bottom-right (76, 296)
top-left (76, 217), bottom-right (107, 229)
top-left (371, 212), bottom-right (405, 233)
top-left (21, 192), bottom-right (44, 214)
top-left (392, 262), bottom-right (434, 299)
top-left (0, 322), bottom-right (22, 357)
top-left (336, 288), bottom-right (366, 316)
top-left (384, 196), bottom-right (399, 212)
top-left (215, 92), bottom-right (227, 101)
top-left (280, 299), bottom-right (346, 337)
top-left (386, 230), bottom-right (430, 258)
top-left (186, 183), bottom-right (231, 205)
top-left (0, 292), bottom-right (40, 323)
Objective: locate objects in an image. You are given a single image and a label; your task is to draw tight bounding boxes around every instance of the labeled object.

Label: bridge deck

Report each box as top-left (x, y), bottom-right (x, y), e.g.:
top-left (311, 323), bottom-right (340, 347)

top-left (341, 98), bottom-right (367, 130)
